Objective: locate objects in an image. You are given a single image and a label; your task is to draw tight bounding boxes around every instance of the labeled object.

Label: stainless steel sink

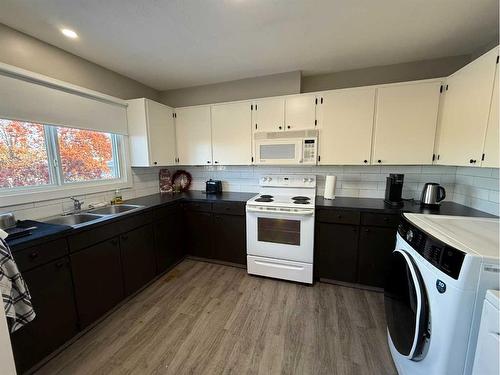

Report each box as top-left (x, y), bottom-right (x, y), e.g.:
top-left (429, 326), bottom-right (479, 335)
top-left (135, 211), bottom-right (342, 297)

top-left (45, 213), bottom-right (104, 228)
top-left (89, 204), bottom-right (143, 215)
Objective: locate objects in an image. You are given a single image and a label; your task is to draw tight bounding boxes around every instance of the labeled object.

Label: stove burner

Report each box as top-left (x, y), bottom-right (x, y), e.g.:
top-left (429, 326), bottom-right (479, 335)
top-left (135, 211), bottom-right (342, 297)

top-left (255, 197), bottom-right (273, 202)
top-left (293, 200), bottom-right (310, 204)
top-left (292, 196), bottom-right (310, 201)
top-left (260, 195), bottom-right (273, 199)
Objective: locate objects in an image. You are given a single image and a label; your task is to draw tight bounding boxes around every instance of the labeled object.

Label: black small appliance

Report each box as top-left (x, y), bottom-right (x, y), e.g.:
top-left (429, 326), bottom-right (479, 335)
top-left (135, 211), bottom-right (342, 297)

top-left (384, 174), bottom-right (404, 207)
top-left (205, 179), bottom-right (222, 194)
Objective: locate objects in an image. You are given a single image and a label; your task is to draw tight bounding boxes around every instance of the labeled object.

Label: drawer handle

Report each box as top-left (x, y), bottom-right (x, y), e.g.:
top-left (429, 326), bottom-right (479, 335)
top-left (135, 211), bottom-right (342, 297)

top-left (29, 251), bottom-right (39, 259)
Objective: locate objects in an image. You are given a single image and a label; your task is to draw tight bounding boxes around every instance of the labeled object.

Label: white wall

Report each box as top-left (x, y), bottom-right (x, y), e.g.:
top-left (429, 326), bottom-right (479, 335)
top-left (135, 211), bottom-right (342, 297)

top-left (2, 165), bottom-right (498, 219)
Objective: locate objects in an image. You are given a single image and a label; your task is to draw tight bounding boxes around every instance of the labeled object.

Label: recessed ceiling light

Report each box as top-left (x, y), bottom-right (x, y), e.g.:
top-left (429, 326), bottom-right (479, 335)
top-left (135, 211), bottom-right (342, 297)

top-left (61, 28), bottom-right (78, 39)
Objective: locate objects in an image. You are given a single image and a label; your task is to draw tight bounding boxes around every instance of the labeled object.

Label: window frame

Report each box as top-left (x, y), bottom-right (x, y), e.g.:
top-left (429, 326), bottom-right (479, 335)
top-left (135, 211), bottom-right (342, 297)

top-left (0, 119), bottom-right (131, 207)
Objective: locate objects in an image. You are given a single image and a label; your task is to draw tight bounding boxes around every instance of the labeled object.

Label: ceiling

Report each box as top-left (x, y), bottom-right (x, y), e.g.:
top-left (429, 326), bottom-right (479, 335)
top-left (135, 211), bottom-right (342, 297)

top-left (0, 0), bottom-right (498, 91)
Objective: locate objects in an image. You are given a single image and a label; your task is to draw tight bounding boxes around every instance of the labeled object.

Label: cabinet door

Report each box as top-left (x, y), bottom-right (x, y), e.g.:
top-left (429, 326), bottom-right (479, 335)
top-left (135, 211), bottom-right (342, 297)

top-left (285, 94), bottom-right (317, 131)
top-left (318, 87), bottom-right (375, 165)
top-left (175, 106), bottom-right (213, 165)
top-left (253, 97), bottom-right (285, 132)
top-left (10, 258), bottom-right (78, 374)
top-left (482, 64), bottom-right (499, 168)
top-left (147, 99), bottom-right (176, 166)
top-left (317, 222), bottom-right (359, 283)
top-left (357, 226), bottom-right (397, 287)
top-left (212, 214), bottom-right (246, 265)
top-left (154, 207), bottom-right (184, 274)
top-left (211, 102), bottom-right (252, 165)
top-left (373, 81), bottom-right (441, 165)
top-left (120, 225), bottom-right (157, 296)
top-left (437, 47), bottom-right (498, 166)
top-left (70, 238), bottom-right (124, 328)
top-left (184, 210), bottom-right (213, 258)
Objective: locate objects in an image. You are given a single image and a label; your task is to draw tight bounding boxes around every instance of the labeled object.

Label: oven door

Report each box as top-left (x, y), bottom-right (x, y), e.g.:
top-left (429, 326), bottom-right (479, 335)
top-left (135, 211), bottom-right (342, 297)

top-left (254, 139), bottom-right (303, 165)
top-left (246, 206), bottom-right (314, 263)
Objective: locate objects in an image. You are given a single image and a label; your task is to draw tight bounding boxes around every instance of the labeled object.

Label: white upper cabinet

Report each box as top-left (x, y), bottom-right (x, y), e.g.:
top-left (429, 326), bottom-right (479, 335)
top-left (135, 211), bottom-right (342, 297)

top-left (252, 97), bottom-right (285, 132)
top-left (284, 94), bottom-right (318, 131)
top-left (437, 47), bottom-right (498, 166)
top-left (372, 81), bottom-right (441, 165)
top-left (482, 63), bottom-right (499, 168)
top-left (211, 101), bottom-right (253, 165)
top-left (126, 98), bottom-right (176, 167)
top-left (175, 105), bottom-right (213, 165)
top-left (317, 87), bottom-right (375, 165)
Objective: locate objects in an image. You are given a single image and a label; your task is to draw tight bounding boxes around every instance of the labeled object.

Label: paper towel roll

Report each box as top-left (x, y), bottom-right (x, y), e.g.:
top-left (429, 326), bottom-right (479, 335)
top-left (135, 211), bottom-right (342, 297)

top-left (324, 175), bottom-right (336, 200)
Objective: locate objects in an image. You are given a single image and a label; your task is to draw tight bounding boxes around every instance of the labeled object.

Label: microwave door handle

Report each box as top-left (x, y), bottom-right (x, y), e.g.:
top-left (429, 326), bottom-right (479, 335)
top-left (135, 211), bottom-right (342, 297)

top-left (246, 207), bottom-right (314, 216)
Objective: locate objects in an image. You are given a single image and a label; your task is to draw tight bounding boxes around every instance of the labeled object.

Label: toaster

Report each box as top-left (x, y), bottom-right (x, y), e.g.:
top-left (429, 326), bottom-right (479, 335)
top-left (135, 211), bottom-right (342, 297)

top-left (205, 179), bottom-right (222, 194)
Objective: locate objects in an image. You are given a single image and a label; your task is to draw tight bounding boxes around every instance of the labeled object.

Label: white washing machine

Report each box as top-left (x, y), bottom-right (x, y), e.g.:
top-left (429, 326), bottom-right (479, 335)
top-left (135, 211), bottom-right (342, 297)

top-left (384, 213), bottom-right (500, 375)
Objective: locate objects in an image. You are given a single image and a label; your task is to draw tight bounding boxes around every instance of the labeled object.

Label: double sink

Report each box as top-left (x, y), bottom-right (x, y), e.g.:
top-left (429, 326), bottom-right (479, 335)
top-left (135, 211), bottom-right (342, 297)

top-left (44, 204), bottom-right (144, 228)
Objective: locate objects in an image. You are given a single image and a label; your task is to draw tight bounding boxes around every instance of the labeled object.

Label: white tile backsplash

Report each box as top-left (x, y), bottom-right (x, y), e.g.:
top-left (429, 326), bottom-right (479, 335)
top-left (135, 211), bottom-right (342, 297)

top-left (1, 165), bottom-right (499, 219)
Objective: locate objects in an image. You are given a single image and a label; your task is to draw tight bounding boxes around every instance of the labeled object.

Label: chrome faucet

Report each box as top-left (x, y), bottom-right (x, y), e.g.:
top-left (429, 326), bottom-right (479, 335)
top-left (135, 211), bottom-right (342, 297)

top-left (70, 197), bottom-right (84, 213)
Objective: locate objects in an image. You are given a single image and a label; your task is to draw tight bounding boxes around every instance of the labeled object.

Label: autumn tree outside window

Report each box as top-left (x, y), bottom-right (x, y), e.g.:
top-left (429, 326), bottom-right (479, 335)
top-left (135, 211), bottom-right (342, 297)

top-left (0, 118), bottom-right (122, 190)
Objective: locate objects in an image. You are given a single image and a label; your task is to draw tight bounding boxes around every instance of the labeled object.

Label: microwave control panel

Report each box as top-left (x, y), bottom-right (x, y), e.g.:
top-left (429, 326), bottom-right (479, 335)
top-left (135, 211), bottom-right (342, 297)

top-left (302, 139), bottom-right (317, 163)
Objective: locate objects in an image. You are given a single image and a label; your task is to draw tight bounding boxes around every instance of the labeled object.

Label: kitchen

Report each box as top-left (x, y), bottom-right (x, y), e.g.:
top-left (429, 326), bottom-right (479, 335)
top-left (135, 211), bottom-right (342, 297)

top-left (0, 1), bottom-right (499, 374)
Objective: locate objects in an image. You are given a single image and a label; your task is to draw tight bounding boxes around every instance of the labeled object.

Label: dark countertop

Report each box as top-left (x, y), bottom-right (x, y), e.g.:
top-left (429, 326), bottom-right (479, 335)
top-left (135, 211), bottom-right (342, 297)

top-left (6, 191), bottom-right (495, 250)
top-left (315, 196), bottom-right (497, 217)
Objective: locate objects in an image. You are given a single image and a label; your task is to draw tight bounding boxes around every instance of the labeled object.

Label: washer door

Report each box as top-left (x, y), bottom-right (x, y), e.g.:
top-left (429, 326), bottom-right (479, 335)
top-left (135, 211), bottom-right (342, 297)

top-left (384, 249), bottom-right (430, 360)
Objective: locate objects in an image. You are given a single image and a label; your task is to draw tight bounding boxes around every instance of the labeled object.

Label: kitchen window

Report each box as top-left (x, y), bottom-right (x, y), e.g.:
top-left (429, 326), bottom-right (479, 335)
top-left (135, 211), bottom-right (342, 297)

top-left (0, 118), bottom-right (124, 191)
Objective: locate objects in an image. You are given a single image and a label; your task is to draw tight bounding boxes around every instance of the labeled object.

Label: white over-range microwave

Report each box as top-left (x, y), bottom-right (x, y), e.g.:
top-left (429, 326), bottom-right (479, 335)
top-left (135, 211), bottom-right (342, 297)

top-left (254, 130), bottom-right (318, 165)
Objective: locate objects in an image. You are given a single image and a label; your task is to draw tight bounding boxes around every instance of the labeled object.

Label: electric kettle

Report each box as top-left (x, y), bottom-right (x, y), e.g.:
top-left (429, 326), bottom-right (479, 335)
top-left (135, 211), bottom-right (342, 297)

top-left (420, 183), bottom-right (446, 207)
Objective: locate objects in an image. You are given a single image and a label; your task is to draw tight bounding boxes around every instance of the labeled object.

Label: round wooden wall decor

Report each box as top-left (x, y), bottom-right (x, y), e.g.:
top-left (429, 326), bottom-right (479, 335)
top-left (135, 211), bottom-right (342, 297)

top-left (171, 170), bottom-right (192, 192)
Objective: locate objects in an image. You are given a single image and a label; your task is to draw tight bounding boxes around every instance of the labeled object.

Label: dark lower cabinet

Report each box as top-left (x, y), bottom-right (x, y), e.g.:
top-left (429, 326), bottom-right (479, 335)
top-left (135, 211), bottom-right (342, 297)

top-left (184, 210), bottom-right (213, 258)
top-left (10, 257), bottom-right (78, 374)
top-left (357, 226), bottom-right (397, 287)
top-left (120, 224), bottom-right (156, 296)
top-left (154, 206), bottom-right (184, 274)
top-left (317, 222), bottom-right (359, 283)
top-left (70, 238), bottom-right (124, 328)
top-left (212, 213), bottom-right (246, 265)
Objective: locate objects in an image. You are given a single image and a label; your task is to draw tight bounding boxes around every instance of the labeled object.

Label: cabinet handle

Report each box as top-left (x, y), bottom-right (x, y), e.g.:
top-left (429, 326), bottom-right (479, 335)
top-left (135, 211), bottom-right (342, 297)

top-left (55, 260), bottom-right (66, 268)
top-left (279, 126), bottom-right (282, 130)
top-left (29, 251), bottom-right (39, 259)
top-left (363, 160), bottom-right (368, 163)
top-left (121, 235), bottom-right (128, 241)
top-left (207, 161), bottom-right (211, 164)
top-left (214, 161), bottom-right (219, 164)
top-left (287, 126), bottom-right (291, 129)
top-left (377, 160), bottom-right (382, 163)
top-left (470, 159), bottom-right (474, 164)
top-left (154, 161), bottom-right (158, 165)
top-left (364, 229), bottom-right (370, 232)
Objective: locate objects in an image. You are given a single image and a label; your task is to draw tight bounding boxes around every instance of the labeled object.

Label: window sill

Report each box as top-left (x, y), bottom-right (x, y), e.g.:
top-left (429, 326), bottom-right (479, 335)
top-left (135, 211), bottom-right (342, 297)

top-left (0, 179), bottom-right (133, 208)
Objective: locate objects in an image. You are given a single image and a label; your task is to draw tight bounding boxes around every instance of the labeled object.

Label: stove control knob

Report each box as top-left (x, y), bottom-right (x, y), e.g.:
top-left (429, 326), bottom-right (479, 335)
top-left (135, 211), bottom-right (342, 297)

top-left (308, 178), bottom-right (314, 183)
top-left (303, 178), bottom-right (308, 183)
top-left (262, 177), bottom-right (268, 182)
top-left (268, 177), bottom-right (272, 181)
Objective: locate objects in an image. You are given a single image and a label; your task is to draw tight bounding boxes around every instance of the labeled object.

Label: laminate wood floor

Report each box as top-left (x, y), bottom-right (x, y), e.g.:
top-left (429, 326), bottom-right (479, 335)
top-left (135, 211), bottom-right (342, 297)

top-left (36, 260), bottom-right (396, 375)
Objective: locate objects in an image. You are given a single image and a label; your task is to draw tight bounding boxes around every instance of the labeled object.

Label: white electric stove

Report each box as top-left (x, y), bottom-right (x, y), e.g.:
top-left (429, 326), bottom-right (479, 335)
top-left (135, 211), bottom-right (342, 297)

top-left (246, 174), bottom-right (316, 284)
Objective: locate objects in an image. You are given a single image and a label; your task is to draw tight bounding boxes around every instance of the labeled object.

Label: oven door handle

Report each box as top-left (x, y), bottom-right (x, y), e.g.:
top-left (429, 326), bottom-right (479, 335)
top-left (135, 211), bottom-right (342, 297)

top-left (246, 207), bottom-right (314, 216)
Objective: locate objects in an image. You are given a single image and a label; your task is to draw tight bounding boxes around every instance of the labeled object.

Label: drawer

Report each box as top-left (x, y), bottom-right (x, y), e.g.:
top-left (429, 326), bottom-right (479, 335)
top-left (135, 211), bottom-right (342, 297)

top-left (153, 203), bottom-right (180, 220)
top-left (212, 202), bottom-right (245, 216)
top-left (13, 238), bottom-right (68, 272)
top-left (316, 209), bottom-right (360, 225)
top-left (183, 202), bottom-right (212, 213)
top-left (361, 213), bottom-right (399, 228)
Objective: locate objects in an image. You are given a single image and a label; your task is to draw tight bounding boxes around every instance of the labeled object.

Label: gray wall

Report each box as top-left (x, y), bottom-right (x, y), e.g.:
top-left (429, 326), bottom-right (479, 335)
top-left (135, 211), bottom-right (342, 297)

top-left (301, 55), bottom-right (471, 92)
top-left (158, 55), bottom-right (472, 107)
top-left (159, 71), bottom-right (301, 107)
top-left (0, 23), bottom-right (159, 100)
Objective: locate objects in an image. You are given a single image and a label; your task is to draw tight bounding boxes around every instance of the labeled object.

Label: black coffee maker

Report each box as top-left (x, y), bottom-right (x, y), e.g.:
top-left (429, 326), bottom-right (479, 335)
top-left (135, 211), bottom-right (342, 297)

top-left (384, 174), bottom-right (404, 207)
